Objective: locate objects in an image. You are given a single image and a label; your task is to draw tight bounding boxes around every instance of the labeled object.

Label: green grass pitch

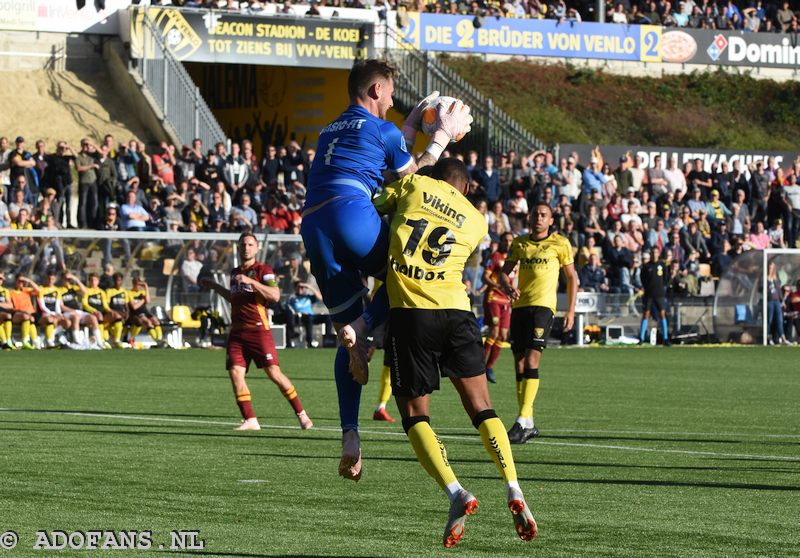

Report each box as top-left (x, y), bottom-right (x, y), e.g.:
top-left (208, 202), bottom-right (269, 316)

top-left (1, 346), bottom-right (799, 557)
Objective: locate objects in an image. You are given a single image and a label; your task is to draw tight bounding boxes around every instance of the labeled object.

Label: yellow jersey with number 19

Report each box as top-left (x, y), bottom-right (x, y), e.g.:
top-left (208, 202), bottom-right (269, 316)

top-left (509, 232), bottom-right (573, 313)
top-left (374, 173), bottom-right (487, 311)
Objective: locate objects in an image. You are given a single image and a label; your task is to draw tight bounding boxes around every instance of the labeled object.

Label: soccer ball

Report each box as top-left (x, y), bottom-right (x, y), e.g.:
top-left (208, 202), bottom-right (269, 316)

top-left (421, 96), bottom-right (467, 143)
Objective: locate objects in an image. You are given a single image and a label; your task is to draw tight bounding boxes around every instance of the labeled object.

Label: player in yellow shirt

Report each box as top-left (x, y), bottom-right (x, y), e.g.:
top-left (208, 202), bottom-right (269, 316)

top-left (0, 271), bottom-right (17, 350)
top-left (82, 273), bottom-right (112, 349)
top-left (128, 278), bottom-right (165, 346)
top-left (499, 202), bottom-right (578, 444)
top-left (59, 272), bottom-right (105, 348)
top-left (105, 272), bottom-right (131, 348)
top-left (36, 270), bottom-right (71, 348)
top-left (374, 158), bottom-right (538, 548)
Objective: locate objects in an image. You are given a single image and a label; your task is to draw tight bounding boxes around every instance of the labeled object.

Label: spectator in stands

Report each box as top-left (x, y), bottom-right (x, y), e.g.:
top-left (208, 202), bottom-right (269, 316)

top-left (768, 218), bottom-right (785, 248)
top-left (706, 189), bottom-right (731, 224)
top-left (42, 141), bottom-right (75, 228)
top-left (620, 198), bottom-right (643, 230)
top-left (0, 193), bottom-right (10, 228)
top-left (98, 205), bottom-right (130, 266)
top-left (76, 138), bottom-right (100, 229)
top-left (727, 160), bottom-right (748, 198)
top-left (783, 172), bottom-right (800, 248)
top-left (611, 2), bottom-right (629, 22)
top-left (207, 189), bottom-right (228, 231)
top-left (749, 160), bottom-right (770, 222)
top-left (646, 154), bottom-right (667, 198)
top-left (665, 229), bottom-right (686, 268)
top-left (663, 155), bottom-right (686, 196)
top-left (0, 137), bottom-right (11, 201)
top-left (225, 142), bottom-right (249, 197)
top-left (472, 155), bottom-right (500, 203)
top-left (11, 175), bottom-right (36, 209)
top-left (508, 190), bottom-right (529, 232)
top-left (746, 221), bottom-right (770, 250)
top-left (777, 1), bottom-right (795, 31)
top-left (181, 247), bottom-right (204, 293)
top-left (582, 156), bottom-right (606, 196)
top-left (683, 220), bottom-right (711, 261)
top-left (273, 197), bottom-right (298, 232)
top-left (487, 199), bottom-right (511, 238)
top-left (230, 192), bottom-right (258, 232)
top-left (182, 192), bottom-right (209, 231)
top-left (97, 144), bottom-right (118, 217)
top-left (152, 141), bottom-right (176, 189)
top-left (8, 188), bottom-right (32, 221)
top-left (162, 194), bottom-right (184, 230)
top-left (606, 192), bottom-right (624, 223)
top-left (605, 233), bottom-right (633, 293)
top-left (8, 137), bottom-right (36, 195)
top-left (686, 187), bottom-right (706, 219)
top-left (687, 158), bottom-right (712, 200)
top-left (579, 253), bottom-right (610, 293)
top-left (613, 156), bottom-right (633, 195)
top-left (286, 281), bottom-right (332, 348)
top-left (276, 251), bottom-right (310, 294)
top-left (176, 145), bottom-right (199, 184)
top-left (144, 197), bottom-right (164, 232)
top-left (766, 262), bottom-right (789, 344)
top-left (120, 190), bottom-right (149, 232)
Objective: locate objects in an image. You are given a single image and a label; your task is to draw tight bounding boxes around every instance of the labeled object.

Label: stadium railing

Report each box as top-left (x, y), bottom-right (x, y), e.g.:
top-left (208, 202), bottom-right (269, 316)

top-left (128, 8), bottom-right (227, 149)
top-left (380, 23), bottom-right (551, 158)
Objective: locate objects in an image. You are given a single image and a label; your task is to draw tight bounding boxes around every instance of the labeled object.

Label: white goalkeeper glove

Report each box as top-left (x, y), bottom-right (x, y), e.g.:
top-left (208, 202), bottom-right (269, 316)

top-left (432, 99), bottom-right (473, 145)
top-left (425, 99), bottom-right (473, 161)
top-left (401, 90), bottom-right (440, 146)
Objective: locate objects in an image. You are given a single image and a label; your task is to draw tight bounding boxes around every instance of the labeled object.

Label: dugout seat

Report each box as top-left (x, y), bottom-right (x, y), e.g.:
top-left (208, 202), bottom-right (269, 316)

top-left (171, 305), bottom-right (202, 329)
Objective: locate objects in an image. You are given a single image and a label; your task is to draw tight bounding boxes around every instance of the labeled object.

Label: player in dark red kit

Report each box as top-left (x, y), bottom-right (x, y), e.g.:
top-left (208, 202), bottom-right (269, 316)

top-left (202, 233), bottom-right (313, 431)
top-left (482, 232), bottom-right (515, 383)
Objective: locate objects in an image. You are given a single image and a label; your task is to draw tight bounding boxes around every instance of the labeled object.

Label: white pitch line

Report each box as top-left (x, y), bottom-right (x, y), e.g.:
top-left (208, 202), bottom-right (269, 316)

top-left (522, 428), bottom-right (800, 439)
top-left (1, 408), bottom-right (799, 463)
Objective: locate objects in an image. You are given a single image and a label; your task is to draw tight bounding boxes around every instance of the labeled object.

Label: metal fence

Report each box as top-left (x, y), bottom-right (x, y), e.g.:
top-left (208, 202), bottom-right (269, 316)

top-left (382, 24), bottom-right (550, 157)
top-left (129, 11), bottom-right (226, 149)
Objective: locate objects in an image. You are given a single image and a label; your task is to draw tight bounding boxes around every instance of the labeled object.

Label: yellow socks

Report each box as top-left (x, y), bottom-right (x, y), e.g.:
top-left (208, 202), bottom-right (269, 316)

top-left (518, 368), bottom-right (540, 426)
top-left (475, 412), bottom-right (518, 483)
top-left (378, 365), bottom-right (392, 406)
top-left (405, 418), bottom-right (457, 490)
top-left (111, 321), bottom-right (123, 343)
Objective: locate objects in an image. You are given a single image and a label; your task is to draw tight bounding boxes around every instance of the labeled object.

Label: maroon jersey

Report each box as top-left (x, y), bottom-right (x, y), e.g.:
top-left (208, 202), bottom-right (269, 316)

top-left (484, 251), bottom-right (514, 305)
top-left (230, 261), bottom-right (277, 330)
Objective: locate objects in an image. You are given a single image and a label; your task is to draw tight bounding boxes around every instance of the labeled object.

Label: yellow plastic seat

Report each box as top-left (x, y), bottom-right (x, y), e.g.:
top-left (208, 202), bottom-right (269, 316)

top-left (170, 305), bottom-right (202, 328)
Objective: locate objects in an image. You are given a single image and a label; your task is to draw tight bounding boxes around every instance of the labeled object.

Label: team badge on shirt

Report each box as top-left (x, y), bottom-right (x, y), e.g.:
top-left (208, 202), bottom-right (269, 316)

top-left (534, 328), bottom-right (545, 339)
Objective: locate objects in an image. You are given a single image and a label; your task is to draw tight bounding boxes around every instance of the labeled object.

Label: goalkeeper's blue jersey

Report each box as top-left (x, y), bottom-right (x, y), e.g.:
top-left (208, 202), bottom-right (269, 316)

top-left (305, 105), bottom-right (413, 206)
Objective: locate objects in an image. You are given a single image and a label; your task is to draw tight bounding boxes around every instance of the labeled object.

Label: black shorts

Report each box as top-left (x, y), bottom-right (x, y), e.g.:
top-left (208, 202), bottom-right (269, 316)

top-left (131, 306), bottom-right (153, 319)
top-left (386, 308), bottom-right (485, 398)
top-left (510, 306), bottom-right (554, 354)
top-left (642, 295), bottom-right (667, 315)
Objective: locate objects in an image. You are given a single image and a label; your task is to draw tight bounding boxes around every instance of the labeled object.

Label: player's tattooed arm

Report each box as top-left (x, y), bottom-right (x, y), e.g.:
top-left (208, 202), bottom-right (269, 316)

top-left (199, 277), bottom-right (231, 302)
top-left (498, 259), bottom-right (520, 302)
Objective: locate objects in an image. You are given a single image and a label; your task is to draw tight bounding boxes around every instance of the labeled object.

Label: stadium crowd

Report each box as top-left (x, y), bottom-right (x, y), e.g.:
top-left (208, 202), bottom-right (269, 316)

top-left (3, 134), bottom-right (800, 344)
top-left (153, 0), bottom-right (800, 33)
